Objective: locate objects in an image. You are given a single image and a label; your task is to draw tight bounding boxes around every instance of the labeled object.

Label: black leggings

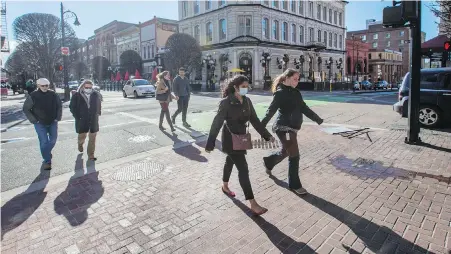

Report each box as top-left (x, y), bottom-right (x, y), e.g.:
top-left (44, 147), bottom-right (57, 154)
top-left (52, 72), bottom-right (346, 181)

top-left (159, 102), bottom-right (174, 129)
top-left (223, 154), bottom-right (254, 200)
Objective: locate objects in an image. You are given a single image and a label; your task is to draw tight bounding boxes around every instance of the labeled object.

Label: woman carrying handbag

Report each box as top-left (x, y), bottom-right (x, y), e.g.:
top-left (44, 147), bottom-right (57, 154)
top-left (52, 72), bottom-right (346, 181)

top-left (156, 71), bottom-right (177, 132)
top-left (205, 75), bottom-right (274, 216)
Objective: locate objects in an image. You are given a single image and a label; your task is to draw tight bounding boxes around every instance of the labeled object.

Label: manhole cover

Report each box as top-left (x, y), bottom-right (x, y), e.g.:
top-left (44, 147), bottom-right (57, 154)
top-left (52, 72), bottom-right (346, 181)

top-left (112, 162), bottom-right (165, 181)
top-left (128, 135), bottom-right (155, 143)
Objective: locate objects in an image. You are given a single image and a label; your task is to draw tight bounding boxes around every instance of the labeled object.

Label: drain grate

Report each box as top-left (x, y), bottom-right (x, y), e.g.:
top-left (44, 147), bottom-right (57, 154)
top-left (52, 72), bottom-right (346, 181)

top-left (112, 162), bottom-right (165, 181)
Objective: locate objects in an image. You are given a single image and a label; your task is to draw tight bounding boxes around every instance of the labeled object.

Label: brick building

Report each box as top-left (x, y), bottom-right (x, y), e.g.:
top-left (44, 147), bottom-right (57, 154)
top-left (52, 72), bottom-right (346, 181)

top-left (345, 37), bottom-right (370, 82)
top-left (347, 20), bottom-right (426, 78)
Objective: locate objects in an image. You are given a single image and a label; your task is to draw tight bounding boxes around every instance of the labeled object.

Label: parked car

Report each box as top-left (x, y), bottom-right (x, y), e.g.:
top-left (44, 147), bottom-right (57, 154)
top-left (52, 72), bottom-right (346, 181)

top-left (375, 80), bottom-right (389, 89)
top-left (393, 68), bottom-right (451, 128)
top-left (353, 81), bottom-right (360, 90)
top-left (361, 80), bottom-right (373, 90)
top-left (123, 79), bottom-right (156, 98)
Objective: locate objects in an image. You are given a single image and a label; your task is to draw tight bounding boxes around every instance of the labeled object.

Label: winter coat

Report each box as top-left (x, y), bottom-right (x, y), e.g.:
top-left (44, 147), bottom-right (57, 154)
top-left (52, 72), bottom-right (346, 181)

top-left (261, 84), bottom-right (322, 131)
top-left (23, 89), bottom-right (62, 125)
top-left (156, 79), bottom-right (175, 103)
top-left (69, 91), bottom-right (102, 133)
top-left (206, 95), bottom-right (272, 155)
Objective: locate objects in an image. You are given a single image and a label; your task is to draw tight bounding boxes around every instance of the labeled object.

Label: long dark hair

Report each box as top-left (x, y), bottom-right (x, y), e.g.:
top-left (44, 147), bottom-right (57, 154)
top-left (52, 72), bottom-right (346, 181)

top-left (222, 75), bottom-right (249, 98)
top-left (271, 68), bottom-right (299, 93)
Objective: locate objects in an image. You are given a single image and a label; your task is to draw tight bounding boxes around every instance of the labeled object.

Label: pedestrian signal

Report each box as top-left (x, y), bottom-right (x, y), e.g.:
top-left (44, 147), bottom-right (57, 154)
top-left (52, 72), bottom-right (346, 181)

top-left (444, 41), bottom-right (451, 52)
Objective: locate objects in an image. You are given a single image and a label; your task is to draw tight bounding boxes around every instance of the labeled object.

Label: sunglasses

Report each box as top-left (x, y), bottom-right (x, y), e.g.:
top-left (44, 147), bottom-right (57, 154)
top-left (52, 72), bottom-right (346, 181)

top-left (39, 85), bottom-right (49, 87)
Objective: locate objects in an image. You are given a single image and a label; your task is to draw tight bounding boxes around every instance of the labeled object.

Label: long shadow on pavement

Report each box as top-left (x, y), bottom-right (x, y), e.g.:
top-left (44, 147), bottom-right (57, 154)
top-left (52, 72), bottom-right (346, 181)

top-left (160, 129), bottom-right (208, 162)
top-left (53, 154), bottom-right (104, 226)
top-left (229, 197), bottom-right (318, 254)
top-left (1, 169), bottom-right (51, 240)
top-left (269, 175), bottom-right (429, 254)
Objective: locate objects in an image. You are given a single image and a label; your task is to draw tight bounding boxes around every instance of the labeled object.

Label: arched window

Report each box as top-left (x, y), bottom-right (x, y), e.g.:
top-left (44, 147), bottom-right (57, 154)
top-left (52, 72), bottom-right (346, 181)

top-left (206, 22), bottom-right (213, 42)
top-left (219, 19), bottom-right (227, 40)
top-left (291, 24), bottom-right (296, 43)
top-left (272, 20), bottom-right (279, 40)
top-left (194, 25), bottom-right (200, 42)
top-left (262, 18), bottom-right (269, 39)
top-left (282, 22), bottom-right (288, 41)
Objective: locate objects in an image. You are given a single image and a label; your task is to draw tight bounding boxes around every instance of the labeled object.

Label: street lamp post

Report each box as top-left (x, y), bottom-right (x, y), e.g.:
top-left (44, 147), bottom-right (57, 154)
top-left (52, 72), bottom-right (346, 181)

top-left (202, 54), bottom-right (216, 91)
top-left (60, 2), bottom-right (80, 101)
top-left (260, 52), bottom-right (271, 90)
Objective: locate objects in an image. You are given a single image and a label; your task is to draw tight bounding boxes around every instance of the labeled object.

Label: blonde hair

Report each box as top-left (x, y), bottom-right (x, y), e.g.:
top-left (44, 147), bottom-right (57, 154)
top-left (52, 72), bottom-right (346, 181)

top-left (77, 79), bottom-right (94, 92)
top-left (271, 68), bottom-right (299, 93)
top-left (156, 71), bottom-right (169, 81)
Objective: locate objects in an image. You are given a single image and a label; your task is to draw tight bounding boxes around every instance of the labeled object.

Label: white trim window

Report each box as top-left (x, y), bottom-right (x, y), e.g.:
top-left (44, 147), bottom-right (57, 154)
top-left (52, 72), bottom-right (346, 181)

top-left (272, 20), bottom-right (279, 40)
top-left (238, 15), bottom-right (252, 36)
top-left (282, 22), bottom-right (288, 41)
top-left (206, 22), bottom-right (213, 43)
top-left (194, 25), bottom-right (200, 42)
top-left (323, 31), bottom-right (327, 45)
top-left (291, 24), bottom-right (296, 43)
top-left (339, 35), bottom-right (343, 49)
top-left (219, 19), bottom-right (227, 40)
top-left (262, 18), bottom-right (270, 39)
top-left (299, 1), bottom-right (304, 15)
top-left (299, 25), bottom-right (304, 43)
top-left (194, 0), bottom-right (200, 14)
top-left (309, 27), bottom-right (314, 42)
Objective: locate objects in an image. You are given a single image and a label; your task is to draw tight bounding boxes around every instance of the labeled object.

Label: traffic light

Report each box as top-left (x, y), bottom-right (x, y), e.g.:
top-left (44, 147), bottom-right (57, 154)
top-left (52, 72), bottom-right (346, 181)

top-left (444, 41), bottom-right (451, 52)
top-left (55, 64), bottom-right (63, 71)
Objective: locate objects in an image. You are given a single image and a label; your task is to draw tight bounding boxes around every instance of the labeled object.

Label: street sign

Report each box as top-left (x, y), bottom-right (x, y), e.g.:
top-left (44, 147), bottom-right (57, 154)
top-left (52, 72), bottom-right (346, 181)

top-left (61, 47), bottom-right (69, 56)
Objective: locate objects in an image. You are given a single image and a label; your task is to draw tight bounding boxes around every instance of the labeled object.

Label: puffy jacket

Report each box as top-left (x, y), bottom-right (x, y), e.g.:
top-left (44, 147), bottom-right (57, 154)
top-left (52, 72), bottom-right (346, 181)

top-left (261, 84), bottom-right (322, 130)
top-left (206, 95), bottom-right (272, 154)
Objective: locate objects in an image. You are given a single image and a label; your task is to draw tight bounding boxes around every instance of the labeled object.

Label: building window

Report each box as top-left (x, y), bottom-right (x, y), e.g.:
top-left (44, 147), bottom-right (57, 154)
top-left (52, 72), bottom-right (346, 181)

top-left (309, 27), bottom-right (314, 42)
top-left (387, 41), bottom-right (391, 47)
top-left (272, 20), bottom-right (279, 40)
top-left (219, 0), bottom-right (226, 6)
top-left (399, 39), bottom-right (404, 45)
top-left (339, 35), bottom-right (343, 49)
top-left (206, 22), bottom-right (213, 42)
top-left (334, 11), bottom-right (337, 24)
top-left (334, 33), bottom-right (337, 47)
top-left (182, 1), bottom-right (188, 17)
top-left (282, 22), bottom-right (288, 41)
top-left (339, 13), bottom-right (342, 26)
top-left (386, 33), bottom-right (391, 38)
top-left (362, 35), bottom-right (366, 41)
top-left (373, 33), bottom-right (378, 40)
top-left (329, 9), bottom-right (332, 23)
top-left (317, 29), bottom-right (321, 42)
top-left (291, 24), bottom-right (296, 43)
top-left (290, 0), bottom-right (296, 12)
top-left (299, 1), bottom-right (304, 15)
top-left (299, 25), bottom-right (304, 43)
top-left (205, 0), bottom-right (211, 10)
top-left (282, 0), bottom-right (288, 10)
top-left (194, 0), bottom-right (200, 14)
top-left (329, 32), bottom-right (332, 47)
top-left (262, 18), bottom-right (269, 39)
top-left (373, 42), bottom-right (378, 48)
top-left (324, 31), bottom-right (327, 45)
top-left (272, 0), bottom-right (278, 8)
top-left (238, 15), bottom-right (252, 36)
top-left (317, 4), bottom-right (321, 20)
top-left (262, 0), bottom-right (269, 5)
top-left (194, 25), bottom-right (200, 42)
top-left (219, 19), bottom-right (227, 40)
top-left (143, 46), bottom-right (147, 59)
top-left (400, 31), bottom-right (405, 36)
top-left (323, 6), bottom-right (327, 21)
top-left (309, 2), bottom-right (314, 17)
top-left (151, 45), bottom-right (154, 58)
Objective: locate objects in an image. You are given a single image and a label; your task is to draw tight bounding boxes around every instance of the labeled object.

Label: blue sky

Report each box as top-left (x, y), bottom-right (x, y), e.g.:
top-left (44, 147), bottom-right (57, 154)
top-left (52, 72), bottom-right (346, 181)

top-left (4, 1), bottom-right (439, 51)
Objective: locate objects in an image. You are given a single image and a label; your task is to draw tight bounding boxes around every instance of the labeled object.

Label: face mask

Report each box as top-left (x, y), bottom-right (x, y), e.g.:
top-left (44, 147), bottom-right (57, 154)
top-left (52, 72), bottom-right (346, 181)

top-left (239, 88), bottom-right (248, 96)
top-left (84, 88), bottom-right (93, 94)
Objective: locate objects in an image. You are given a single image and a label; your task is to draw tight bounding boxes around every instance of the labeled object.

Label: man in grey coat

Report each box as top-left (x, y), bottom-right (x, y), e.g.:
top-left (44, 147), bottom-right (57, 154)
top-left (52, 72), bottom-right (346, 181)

top-left (23, 78), bottom-right (62, 170)
top-left (171, 67), bottom-right (192, 127)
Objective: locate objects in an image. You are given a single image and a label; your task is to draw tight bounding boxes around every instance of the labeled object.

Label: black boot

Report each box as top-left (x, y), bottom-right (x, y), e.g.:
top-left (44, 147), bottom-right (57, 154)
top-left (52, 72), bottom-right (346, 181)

top-left (288, 156), bottom-right (304, 192)
top-left (165, 111), bottom-right (176, 132)
top-left (159, 111), bottom-right (166, 130)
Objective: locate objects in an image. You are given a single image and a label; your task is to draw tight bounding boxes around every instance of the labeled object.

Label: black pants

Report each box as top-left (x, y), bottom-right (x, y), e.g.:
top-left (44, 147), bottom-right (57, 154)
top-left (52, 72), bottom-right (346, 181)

top-left (264, 131), bottom-right (302, 189)
top-left (159, 102), bottom-right (174, 129)
top-left (172, 96), bottom-right (189, 123)
top-left (223, 154), bottom-right (254, 200)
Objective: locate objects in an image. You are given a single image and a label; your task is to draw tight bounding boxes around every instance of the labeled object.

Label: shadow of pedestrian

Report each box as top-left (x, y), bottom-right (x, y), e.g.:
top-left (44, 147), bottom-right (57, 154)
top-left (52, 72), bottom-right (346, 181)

top-left (161, 129), bottom-right (208, 162)
top-left (1, 170), bottom-right (51, 240)
top-left (269, 175), bottom-right (429, 254)
top-left (229, 197), bottom-right (318, 254)
top-left (53, 154), bottom-right (104, 227)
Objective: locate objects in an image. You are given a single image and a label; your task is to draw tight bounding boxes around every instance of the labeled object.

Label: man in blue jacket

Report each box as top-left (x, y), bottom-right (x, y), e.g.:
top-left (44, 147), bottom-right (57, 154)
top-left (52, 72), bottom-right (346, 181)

top-left (171, 67), bottom-right (192, 127)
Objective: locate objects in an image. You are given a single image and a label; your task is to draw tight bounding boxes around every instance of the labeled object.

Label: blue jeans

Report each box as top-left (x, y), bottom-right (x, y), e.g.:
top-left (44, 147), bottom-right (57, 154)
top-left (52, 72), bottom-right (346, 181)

top-left (34, 121), bottom-right (58, 164)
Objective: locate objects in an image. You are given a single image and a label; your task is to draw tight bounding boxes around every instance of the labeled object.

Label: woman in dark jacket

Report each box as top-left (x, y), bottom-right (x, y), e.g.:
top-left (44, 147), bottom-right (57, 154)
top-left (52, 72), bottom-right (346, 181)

top-left (156, 71), bottom-right (176, 132)
top-left (69, 80), bottom-right (102, 160)
top-left (205, 75), bottom-right (273, 215)
top-left (261, 69), bottom-right (323, 195)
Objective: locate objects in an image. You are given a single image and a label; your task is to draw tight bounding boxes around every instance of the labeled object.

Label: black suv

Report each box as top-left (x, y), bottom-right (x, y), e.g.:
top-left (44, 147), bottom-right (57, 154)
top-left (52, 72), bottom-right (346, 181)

top-left (393, 68), bottom-right (451, 128)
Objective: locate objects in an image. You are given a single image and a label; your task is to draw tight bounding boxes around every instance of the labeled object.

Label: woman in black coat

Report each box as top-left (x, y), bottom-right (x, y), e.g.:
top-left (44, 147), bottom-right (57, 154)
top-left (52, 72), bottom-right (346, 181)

top-left (205, 75), bottom-right (274, 216)
top-left (69, 80), bottom-right (102, 160)
top-left (261, 69), bottom-right (323, 195)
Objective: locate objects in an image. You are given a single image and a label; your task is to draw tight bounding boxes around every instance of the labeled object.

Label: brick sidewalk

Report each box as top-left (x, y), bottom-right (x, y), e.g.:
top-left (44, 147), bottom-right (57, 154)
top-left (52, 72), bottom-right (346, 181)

top-left (1, 126), bottom-right (450, 254)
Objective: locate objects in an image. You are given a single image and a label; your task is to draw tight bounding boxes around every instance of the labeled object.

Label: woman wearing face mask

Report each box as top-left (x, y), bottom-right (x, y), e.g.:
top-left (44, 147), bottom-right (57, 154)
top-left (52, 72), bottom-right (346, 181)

top-left (156, 71), bottom-right (176, 132)
top-left (205, 75), bottom-right (274, 216)
top-left (69, 80), bottom-right (102, 160)
top-left (261, 69), bottom-right (323, 195)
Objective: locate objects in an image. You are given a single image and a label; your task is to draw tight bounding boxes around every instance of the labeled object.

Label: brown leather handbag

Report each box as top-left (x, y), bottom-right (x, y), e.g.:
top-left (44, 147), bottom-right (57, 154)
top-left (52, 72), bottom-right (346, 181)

top-left (225, 100), bottom-right (252, 150)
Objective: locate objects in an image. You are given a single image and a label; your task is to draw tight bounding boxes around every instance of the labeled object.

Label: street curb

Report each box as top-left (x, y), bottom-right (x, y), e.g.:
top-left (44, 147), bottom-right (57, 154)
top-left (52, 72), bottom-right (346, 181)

top-left (351, 90), bottom-right (398, 94)
top-left (0, 135), bottom-right (208, 204)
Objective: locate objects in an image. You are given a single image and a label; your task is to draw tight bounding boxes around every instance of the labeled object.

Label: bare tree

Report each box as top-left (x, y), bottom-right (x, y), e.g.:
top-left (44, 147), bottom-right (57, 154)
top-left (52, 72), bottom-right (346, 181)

top-left (430, 1), bottom-right (451, 36)
top-left (12, 13), bottom-right (81, 86)
top-left (164, 33), bottom-right (202, 76)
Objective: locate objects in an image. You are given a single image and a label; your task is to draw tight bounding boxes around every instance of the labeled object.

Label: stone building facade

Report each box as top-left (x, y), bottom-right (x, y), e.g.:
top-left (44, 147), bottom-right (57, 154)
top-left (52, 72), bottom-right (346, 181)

top-left (367, 50), bottom-right (403, 84)
top-left (178, 0), bottom-right (347, 88)
top-left (114, 25), bottom-right (141, 65)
